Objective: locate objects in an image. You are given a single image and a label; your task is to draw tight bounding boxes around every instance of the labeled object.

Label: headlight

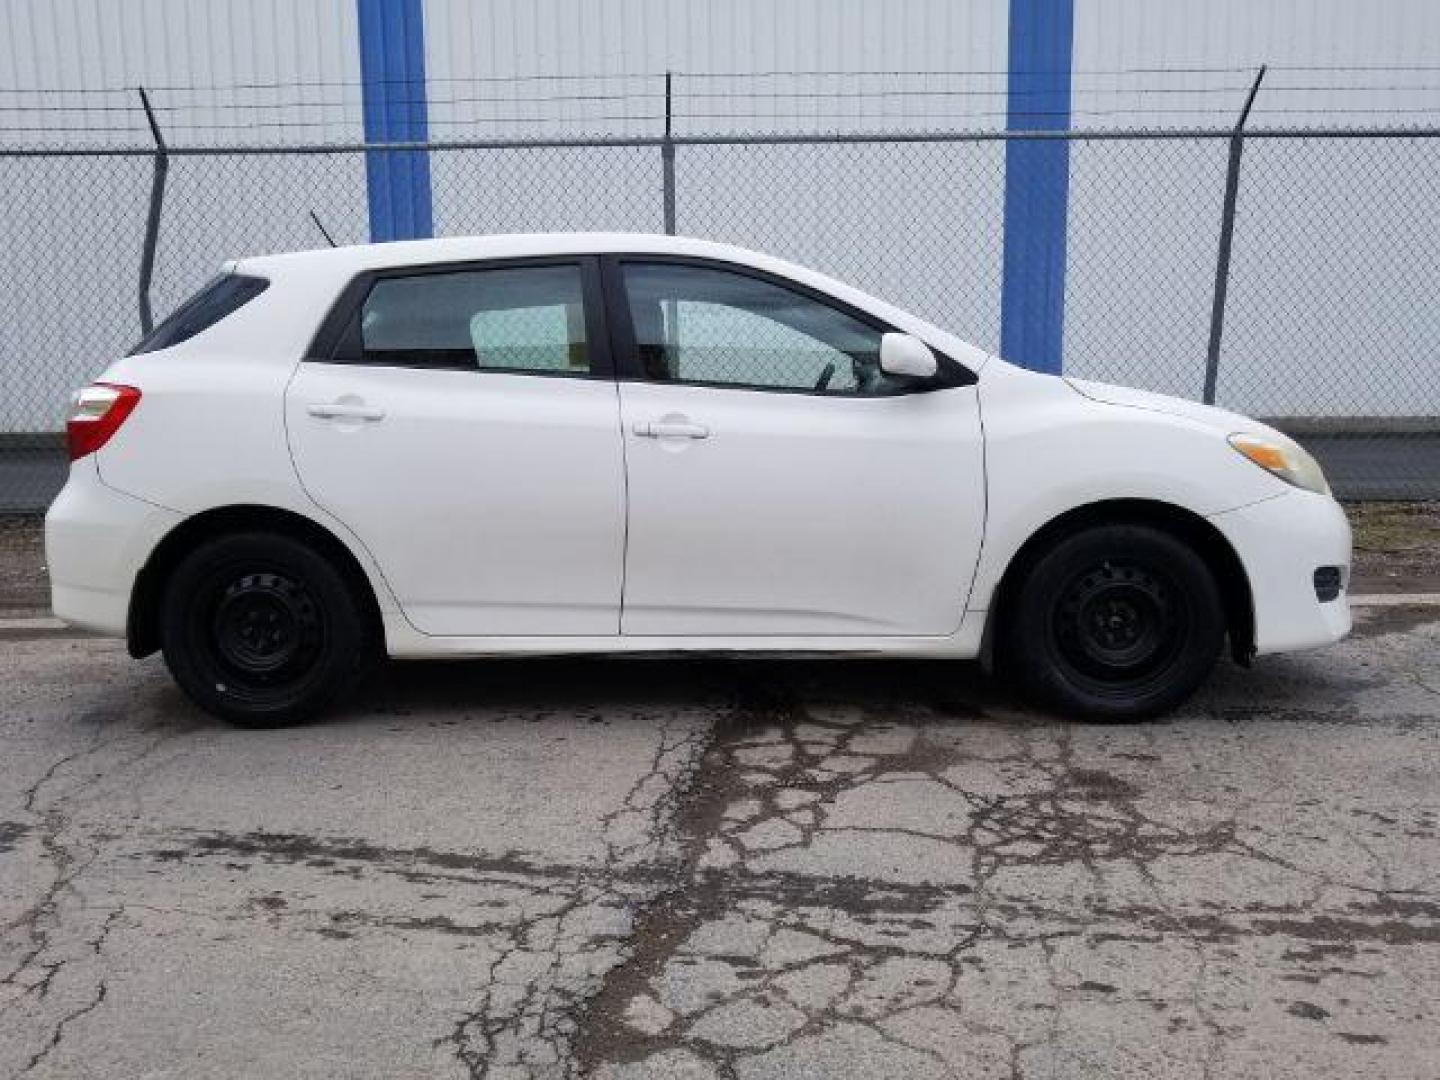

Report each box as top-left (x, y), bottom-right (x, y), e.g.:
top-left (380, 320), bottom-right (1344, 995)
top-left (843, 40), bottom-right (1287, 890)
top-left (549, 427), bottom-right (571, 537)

top-left (1228, 433), bottom-right (1330, 495)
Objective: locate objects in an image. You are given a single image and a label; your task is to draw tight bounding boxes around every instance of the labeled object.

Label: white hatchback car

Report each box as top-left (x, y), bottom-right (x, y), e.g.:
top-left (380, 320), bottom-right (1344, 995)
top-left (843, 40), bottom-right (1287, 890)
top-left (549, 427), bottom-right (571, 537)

top-left (46, 234), bottom-right (1351, 726)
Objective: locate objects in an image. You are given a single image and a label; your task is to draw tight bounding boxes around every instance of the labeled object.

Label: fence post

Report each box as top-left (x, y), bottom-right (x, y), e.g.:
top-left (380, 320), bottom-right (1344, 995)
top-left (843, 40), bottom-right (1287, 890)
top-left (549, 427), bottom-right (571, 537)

top-left (308, 209), bottom-right (338, 248)
top-left (136, 86), bottom-right (168, 336)
top-left (661, 71), bottom-right (677, 235)
top-left (1202, 65), bottom-right (1266, 405)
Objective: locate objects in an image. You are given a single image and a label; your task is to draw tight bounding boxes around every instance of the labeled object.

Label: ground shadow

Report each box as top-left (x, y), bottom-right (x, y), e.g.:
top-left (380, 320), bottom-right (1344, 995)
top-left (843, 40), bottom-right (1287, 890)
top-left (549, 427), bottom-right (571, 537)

top-left (360, 654), bottom-right (1010, 724)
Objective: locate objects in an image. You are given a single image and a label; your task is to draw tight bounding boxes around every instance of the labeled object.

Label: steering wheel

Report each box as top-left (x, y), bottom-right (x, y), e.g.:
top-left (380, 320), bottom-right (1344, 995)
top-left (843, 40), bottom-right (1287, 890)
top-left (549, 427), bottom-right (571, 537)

top-left (814, 362), bottom-right (836, 392)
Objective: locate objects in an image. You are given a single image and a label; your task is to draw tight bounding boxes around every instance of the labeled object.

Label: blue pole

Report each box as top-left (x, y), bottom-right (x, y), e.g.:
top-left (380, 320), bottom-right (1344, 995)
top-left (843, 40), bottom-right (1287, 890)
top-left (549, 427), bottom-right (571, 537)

top-left (1000, 0), bottom-right (1075, 373)
top-left (357, 0), bottom-right (433, 242)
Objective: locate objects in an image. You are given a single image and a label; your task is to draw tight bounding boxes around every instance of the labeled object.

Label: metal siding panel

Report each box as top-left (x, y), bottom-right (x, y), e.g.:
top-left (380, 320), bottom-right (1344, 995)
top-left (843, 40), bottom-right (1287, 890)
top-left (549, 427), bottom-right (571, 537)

top-left (1001, 0), bottom-right (1075, 374)
top-left (422, 0), bottom-right (1011, 136)
top-left (7, 0), bottom-right (1435, 433)
top-left (0, 0), bottom-right (366, 431)
top-left (419, 0), bottom-right (1009, 353)
top-left (1072, 0), bottom-right (1440, 127)
top-left (358, 0), bottom-right (432, 241)
top-left (1064, 0), bottom-right (1440, 415)
top-left (0, 0), bottom-right (365, 146)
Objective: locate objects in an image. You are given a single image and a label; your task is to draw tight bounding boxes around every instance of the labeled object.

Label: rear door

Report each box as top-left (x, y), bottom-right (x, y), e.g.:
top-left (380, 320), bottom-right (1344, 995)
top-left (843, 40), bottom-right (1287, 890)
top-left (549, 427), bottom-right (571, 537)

top-left (285, 257), bottom-right (626, 636)
top-left (607, 257), bottom-right (986, 637)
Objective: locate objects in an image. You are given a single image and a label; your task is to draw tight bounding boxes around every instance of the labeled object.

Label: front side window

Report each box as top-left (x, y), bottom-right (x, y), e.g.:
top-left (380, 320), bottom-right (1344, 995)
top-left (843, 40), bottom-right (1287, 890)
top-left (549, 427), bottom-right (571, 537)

top-left (620, 262), bottom-right (895, 395)
top-left (352, 264), bottom-right (588, 374)
top-left (130, 273), bottom-right (269, 355)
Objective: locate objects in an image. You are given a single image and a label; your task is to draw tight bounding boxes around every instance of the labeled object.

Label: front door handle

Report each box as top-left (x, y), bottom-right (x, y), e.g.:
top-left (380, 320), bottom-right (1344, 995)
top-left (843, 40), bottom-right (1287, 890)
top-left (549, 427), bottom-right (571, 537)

top-left (307, 402), bottom-right (386, 422)
top-left (633, 419), bottom-right (711, 440)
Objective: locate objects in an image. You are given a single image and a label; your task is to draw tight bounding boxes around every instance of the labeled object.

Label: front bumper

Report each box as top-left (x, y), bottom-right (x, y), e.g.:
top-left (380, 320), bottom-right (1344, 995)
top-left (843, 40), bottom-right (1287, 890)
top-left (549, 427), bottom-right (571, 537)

top-left (44, 457), bottom-right (181, 636)
top-left (1207, 490), bottom-right (1352, 655)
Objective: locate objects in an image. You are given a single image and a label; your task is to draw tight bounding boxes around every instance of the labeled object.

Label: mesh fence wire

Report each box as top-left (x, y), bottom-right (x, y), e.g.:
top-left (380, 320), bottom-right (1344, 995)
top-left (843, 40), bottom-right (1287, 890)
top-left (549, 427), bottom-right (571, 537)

top-left (1220, 134), bottom-right (1440, 499)
top-left (0, 129), bottom-right (1436, 511)
top-left (0, 151), bottom-right (153, 509)
top-left (674, 139), bottom-right (1007, 353)
top-left (432, 143), bottom-right (664, 235)
top-left (154, 152), bottom-right (372, 314)
top-left (1062, 136), bottom-right (1231, 398)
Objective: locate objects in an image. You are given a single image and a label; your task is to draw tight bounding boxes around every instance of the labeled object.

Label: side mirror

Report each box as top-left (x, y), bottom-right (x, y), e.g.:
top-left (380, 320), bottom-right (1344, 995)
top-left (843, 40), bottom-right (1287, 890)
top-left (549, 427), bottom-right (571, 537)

top-left (879, 332), bottom-right (938, 379)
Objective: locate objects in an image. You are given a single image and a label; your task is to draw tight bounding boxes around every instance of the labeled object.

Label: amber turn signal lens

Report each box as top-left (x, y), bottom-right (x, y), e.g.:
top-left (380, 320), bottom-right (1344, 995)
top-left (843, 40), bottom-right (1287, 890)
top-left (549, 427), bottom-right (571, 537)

top-left (1227, 432), bottom-right (1330, 495)
top-left (1231, 438), bottom-right (1288, 472)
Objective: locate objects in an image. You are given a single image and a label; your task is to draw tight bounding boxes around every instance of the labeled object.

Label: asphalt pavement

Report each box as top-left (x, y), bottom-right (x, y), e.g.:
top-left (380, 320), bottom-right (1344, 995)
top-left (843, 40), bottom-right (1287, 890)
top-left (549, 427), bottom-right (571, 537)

top-left (2, 601), bottom-right (1438, 1078)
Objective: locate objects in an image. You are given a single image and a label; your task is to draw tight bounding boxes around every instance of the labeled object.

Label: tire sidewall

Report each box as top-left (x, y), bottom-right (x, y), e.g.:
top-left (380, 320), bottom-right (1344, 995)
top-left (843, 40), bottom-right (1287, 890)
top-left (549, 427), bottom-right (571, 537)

top-left (160, 532), bottom-right (368, 726)
top-left (1008, 524), bottom-right (1225, 720)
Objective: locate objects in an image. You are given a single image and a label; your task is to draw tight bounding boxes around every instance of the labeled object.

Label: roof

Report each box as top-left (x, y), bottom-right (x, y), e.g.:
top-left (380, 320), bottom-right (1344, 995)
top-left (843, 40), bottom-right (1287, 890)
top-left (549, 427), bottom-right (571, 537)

top-left (237, 232), bottom-right (780, 276)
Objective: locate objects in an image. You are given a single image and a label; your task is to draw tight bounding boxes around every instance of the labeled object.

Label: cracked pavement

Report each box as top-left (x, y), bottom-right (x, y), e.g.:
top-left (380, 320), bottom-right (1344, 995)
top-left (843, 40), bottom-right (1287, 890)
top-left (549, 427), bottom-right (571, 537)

top-left (1, 603), bottom-right (1438, 1078)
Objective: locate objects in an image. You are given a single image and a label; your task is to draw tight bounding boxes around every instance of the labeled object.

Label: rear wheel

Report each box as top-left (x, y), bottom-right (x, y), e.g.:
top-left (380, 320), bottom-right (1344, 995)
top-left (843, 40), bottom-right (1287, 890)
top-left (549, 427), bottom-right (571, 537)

top-left (160, 532), bottom-right (373, 727)
top-left (1003, 524), bottom-right (1224, 720)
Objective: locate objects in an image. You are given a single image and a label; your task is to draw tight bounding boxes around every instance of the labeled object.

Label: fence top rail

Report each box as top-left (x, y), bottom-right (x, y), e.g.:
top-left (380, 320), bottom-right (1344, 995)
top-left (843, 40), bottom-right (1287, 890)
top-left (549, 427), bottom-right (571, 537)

top-left (2, 124), bottom-right (1438, 158)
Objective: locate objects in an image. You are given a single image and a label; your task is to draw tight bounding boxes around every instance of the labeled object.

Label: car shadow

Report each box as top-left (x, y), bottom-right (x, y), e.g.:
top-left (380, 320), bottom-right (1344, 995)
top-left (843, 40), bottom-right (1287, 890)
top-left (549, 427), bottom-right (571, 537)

top-left (359, 654), bottom-right (1011, 727)
top-left (123, 643), bottom-right (1377, 734)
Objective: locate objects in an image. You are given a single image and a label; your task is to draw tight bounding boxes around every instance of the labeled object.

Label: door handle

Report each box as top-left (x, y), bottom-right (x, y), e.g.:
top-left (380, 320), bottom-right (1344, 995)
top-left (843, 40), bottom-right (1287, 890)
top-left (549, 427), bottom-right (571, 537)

top-left (633, 420), bottom-right (711, 440)
top-left (307, 402), bottom-right (385, 422)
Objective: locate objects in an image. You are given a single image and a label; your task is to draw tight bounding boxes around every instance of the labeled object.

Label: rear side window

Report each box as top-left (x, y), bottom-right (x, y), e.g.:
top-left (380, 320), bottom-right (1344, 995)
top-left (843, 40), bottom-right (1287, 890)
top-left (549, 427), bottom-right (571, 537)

top-left (130, 273), bottom-right (269, 355)
top-left (336, 264), bottom-right (589, 374)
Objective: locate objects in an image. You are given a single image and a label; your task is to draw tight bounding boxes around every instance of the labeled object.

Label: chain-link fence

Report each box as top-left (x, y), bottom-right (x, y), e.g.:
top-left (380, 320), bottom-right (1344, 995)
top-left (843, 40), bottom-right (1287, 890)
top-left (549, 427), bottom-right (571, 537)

top-left (1, 124), bottom-right (1436, 510)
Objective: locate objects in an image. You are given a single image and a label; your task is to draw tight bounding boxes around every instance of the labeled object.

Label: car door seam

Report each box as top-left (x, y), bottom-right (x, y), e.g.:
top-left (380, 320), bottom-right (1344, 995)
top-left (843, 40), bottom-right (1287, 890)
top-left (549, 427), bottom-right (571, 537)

top-left (614, 378), bottom-right (633, 636)
top-left (281, 358), bottom-right (417, 632)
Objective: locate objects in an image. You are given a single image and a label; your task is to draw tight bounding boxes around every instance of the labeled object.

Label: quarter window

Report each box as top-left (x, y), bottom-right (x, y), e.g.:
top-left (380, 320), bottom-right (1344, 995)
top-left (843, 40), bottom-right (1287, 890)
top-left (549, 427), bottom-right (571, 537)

top-left (353, 264), bottom-right (588, 373)
top-left (620, 262), bottom-right (894, 395)
top-left (130, 273), bottom-right (269, 355)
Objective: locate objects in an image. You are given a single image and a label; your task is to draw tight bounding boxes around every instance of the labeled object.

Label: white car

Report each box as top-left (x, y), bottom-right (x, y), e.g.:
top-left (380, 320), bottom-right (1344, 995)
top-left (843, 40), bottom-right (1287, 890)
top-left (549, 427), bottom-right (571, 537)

top-left (45, 234), bottom-right (1351, 727)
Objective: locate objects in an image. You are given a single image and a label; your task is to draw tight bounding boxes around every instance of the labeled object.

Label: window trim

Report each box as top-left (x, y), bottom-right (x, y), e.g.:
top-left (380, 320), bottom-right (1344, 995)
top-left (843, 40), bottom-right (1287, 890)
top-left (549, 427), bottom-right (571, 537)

top-left (303, 255), bottom-right (615, 380)
top-left (599, 253), bottom-right (977, 397)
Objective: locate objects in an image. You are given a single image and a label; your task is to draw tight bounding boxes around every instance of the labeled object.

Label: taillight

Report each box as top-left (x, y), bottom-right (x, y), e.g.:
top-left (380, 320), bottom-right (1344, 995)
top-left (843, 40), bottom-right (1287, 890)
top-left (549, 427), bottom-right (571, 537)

top-left (66, 383), bottom-right (141, 461)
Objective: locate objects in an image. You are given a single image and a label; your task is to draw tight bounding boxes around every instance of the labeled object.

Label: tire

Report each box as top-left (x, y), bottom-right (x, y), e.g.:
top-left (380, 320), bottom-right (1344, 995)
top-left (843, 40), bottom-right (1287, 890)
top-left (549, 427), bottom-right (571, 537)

top-left (1002, 524), bottom-right (1224, 721)
top-left (159, 531), bottom-right (374, 727)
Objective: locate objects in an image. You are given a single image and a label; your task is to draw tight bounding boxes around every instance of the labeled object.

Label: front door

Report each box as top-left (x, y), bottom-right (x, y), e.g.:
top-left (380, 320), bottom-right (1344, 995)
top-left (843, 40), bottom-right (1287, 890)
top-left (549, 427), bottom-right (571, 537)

top-left (286, 258), bottom-right (625, 636)
top-left (609, 258), bottom-right (986, 637)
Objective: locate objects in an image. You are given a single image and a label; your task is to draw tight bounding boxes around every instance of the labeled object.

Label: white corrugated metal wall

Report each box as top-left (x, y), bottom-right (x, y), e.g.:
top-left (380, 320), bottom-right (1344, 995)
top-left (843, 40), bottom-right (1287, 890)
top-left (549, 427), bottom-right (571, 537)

top-left (0, 0), bottom-right (1436, 431)
top-left (425, 0), bottom-right (1009, 136)
top-left (1064, 0), bottom-right (1440, 413)
top-left (6, 0), bottom-right (1431, 135)
top-left (0, 1), bottom-right (372, 434)
top-left (0, 0), bottom-right (363, 143)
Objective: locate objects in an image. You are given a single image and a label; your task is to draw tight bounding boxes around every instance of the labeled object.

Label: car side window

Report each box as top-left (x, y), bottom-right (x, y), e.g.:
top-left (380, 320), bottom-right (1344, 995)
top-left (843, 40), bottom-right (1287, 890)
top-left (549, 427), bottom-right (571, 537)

top-left (620, 262), bottom-right (898, 396)
top-left (353, 263), bottom-right (588, 373)
top-left (130, 273), bottom-right (269, 356)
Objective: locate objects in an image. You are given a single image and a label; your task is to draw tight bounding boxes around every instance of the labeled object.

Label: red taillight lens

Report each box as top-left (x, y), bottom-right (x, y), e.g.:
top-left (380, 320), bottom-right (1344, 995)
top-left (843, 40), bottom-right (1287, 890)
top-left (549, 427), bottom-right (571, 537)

top-left (66, 383), bottom-right (141, 461)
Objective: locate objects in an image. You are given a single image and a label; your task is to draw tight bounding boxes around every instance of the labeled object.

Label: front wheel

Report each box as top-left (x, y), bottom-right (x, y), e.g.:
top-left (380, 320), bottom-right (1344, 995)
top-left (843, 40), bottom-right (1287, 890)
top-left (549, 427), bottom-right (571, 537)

top-left (160, 532), bottom-right (373, 727)
top-left (1003, 524), bottom-right (1225, 720)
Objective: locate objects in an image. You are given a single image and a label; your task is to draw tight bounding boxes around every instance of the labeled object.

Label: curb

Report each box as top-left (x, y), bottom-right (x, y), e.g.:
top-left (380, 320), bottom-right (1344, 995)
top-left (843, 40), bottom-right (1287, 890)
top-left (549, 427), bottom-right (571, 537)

top-left (1349, 593), bottom-right (1440, 608)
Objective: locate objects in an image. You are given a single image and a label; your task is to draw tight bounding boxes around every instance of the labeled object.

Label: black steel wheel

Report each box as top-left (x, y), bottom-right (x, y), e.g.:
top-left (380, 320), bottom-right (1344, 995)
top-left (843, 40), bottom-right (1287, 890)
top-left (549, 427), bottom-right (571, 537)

top-left (160, 532), bottom-right (373, 726)
top-left (1003, 524), bottom-right (1224, 720)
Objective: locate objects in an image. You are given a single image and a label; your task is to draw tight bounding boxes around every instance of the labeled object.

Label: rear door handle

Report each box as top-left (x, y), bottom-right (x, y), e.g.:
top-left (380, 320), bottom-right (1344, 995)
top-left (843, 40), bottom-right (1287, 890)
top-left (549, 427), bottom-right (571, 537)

top-left (633, 420), bottom-right (711, 439)
top-left (307, 402), bottom-right (385, 422)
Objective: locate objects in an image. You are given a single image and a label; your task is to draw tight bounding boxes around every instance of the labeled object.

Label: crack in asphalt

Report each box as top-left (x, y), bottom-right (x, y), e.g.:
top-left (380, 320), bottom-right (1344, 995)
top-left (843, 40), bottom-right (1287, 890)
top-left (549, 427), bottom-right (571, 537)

top-left (556, 677), bottom-right (1440, 1078)
top-left (437, 713), bottom-right (715, 1078)
top-left (18, 907), bottom-right (122, 1075)
top-left (1, 704), bottom-right (190, 1071)
top-left (52, 683), bottom-right (1432, 1079)
top-left (3, 621), bottom-right (1438, 1078)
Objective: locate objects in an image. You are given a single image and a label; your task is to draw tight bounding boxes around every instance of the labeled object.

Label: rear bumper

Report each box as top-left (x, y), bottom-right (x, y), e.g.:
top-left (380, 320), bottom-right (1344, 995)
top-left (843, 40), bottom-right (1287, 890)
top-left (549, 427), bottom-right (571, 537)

top-left (1208, 490), bottom-right (1352, 655)
top-left (44, 457), bottom-right (181, 636)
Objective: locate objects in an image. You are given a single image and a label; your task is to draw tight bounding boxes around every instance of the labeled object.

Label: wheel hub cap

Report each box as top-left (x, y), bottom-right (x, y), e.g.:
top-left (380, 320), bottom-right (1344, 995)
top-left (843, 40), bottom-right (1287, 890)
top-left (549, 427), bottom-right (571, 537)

top-left (213, 573), bottom-right (318, 678)
top-left (1055, 561), bottom-right (1182, 679)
